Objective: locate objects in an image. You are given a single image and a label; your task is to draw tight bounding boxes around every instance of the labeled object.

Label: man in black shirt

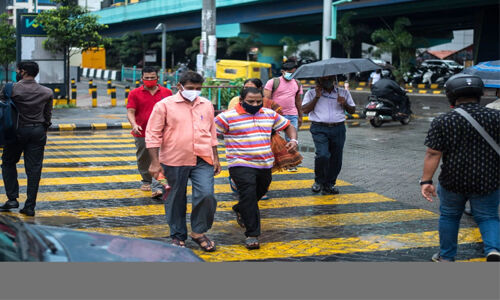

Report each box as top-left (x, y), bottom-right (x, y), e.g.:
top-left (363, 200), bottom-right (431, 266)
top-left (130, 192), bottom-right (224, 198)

top-left (371, 77), bottom-right (411, 115)
top-left (0, 61), bottom-right (53, 217)
top-left (421, 74), bottom-right (500, 262)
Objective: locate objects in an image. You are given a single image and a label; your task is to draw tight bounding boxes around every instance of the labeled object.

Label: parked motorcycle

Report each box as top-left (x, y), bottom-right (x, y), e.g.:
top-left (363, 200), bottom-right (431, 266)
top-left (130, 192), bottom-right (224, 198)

top-left (364, 95), bottom-right (411, 127)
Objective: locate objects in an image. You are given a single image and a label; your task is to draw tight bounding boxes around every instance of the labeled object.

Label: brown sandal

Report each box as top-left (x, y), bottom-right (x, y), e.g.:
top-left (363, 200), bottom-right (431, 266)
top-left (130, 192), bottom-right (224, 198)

top-left (190, 234), bottom-right (216, 252)
top-left (171, 238), bottom-right (185, 248)
top-left (151, 190), bottom-right (163, 199)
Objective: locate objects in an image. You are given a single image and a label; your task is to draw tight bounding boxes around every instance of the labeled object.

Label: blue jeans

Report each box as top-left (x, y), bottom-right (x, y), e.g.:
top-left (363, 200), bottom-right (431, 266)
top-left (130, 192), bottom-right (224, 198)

top-left (437, 184), bottom-right (499, 260)
top-left (310, 123), bottom-right (346, 186)
top-left (283, 115), bottom-right (298, 142)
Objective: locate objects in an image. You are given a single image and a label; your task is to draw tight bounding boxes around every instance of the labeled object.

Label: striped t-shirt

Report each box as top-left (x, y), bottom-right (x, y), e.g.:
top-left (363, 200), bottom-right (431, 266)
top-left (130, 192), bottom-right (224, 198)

top-left (214, 103), bottom-right (290, 169)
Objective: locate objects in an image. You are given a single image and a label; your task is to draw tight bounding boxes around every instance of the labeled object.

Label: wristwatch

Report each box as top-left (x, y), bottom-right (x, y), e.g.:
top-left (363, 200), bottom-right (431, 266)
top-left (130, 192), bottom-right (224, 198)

top-left (290, 139), bottom-right (299, 145)
top-left (419, 179), bottom-right (433, 185)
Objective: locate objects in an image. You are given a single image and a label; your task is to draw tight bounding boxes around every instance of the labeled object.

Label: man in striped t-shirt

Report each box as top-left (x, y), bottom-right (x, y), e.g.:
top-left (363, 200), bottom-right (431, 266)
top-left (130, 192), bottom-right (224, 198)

top-left (215, 87), bottom-right (297, 249)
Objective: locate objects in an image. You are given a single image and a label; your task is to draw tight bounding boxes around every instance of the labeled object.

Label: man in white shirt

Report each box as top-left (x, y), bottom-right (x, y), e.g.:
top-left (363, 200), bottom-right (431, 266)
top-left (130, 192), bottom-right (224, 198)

top-left (302, 75), bottom-right (356, 195)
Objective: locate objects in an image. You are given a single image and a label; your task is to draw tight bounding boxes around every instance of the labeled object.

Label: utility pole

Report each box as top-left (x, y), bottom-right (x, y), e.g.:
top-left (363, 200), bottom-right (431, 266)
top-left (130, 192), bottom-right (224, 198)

top-left (201, 0), bottom-right (216, 77)
top-left (155, 23), bottom-right (167, 83)
top-left (322, 0), bottom-right (332, 60)
top-left (322, 0), bottom-right (352, 60)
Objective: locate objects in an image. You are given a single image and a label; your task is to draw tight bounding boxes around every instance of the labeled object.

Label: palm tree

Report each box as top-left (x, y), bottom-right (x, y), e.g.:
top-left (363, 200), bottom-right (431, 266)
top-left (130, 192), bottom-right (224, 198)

top-left (371, 17), bottom-right (414, 81)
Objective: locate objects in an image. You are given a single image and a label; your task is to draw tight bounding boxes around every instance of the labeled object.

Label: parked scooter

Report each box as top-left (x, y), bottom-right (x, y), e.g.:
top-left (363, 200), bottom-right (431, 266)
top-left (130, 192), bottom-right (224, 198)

top-left (364, 95), bottom-right (411, 127)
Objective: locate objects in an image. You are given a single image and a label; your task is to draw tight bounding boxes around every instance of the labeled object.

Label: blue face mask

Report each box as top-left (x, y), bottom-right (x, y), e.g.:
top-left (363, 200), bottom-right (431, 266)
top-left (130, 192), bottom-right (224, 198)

top-left (283, 72), bottom-right (293, 81)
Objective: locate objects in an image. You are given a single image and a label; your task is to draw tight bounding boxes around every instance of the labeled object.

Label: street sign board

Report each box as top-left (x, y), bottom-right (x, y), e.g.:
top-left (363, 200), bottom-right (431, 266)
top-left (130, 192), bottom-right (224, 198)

top-left (16, 13), bottom-right (66, 96)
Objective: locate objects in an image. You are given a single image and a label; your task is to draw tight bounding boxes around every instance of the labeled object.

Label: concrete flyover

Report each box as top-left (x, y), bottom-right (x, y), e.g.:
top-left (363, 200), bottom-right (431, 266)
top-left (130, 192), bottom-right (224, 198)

top-left (93, 0), bottom-right (499, 64)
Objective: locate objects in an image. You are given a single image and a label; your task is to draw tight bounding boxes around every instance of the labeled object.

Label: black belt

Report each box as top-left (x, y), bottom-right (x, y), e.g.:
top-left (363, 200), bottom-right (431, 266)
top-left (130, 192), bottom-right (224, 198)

top-left (311, 121), bottom-right (344, 127)
top-left (20, 123), bottom-right (44, 128)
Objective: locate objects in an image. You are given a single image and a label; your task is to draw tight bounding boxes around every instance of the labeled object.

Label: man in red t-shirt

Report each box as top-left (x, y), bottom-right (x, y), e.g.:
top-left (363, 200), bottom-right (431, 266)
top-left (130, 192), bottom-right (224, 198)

top-left (127, 66), bottom-right (172, 198)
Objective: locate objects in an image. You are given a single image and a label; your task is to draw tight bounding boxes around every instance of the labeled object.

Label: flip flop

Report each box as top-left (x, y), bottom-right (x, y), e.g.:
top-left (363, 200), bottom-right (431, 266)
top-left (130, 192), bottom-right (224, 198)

top-left (245, 237), bottom-right (260, 250)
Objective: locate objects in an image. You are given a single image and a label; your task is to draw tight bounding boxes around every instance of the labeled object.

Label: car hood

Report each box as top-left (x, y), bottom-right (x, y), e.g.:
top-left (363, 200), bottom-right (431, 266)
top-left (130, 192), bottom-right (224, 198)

top-left (35, 225), bottom-right (203, 262)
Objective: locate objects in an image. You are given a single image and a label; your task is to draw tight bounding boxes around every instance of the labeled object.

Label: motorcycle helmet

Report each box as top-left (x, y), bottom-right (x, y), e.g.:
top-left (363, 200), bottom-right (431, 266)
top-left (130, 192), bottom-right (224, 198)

top-left (445, 73), bottom-right (484, 106)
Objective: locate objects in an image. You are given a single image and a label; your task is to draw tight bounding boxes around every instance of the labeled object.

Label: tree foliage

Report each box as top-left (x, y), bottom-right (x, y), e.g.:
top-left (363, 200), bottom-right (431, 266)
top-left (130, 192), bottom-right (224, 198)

top-left (280, 36), bottom-right (300, 58)
top-left (371, 17), bottom-right (414, 81)
top-left (334, 12), bottom-right (357, 58)
top-left (36, 0), bottom-right (109, 94)
top-left (185, 36), bottom-right (201, 64)
top-left (36, 0), bottom-right (109, 56)
top-left (0, 13), bottom-right (16, 81)
top-left (298, 49), bottom-right (317, 63)
top-left (226, 34), bottom-right (261, 61)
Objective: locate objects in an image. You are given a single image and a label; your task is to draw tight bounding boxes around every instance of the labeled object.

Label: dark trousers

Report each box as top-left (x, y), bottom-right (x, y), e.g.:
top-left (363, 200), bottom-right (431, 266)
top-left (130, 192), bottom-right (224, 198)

top-left (229, 166), bottom-right (272, 237)
top-left (384, 93), bottom-right (411, 115)
top-left (2, 126), bottom-right (47, 209)
top-left (162, 157), bottom-right (217, 241)
top-left (310, 123), bottom-right (346, 186)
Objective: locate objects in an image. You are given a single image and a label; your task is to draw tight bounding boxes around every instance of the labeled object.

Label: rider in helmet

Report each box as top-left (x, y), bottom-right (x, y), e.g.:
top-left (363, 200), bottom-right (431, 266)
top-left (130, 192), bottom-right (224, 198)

top-left (420, 73), bottom-right (500, 262)
top-left (370, 72), bottom-right (411, 116)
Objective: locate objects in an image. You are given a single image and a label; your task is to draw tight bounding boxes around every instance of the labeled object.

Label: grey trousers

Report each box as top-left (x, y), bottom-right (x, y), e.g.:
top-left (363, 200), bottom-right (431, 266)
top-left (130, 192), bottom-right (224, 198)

top-left (162, 157), bottom-right (217, 241)
top-left (134, 137), bottom-right (162, 192)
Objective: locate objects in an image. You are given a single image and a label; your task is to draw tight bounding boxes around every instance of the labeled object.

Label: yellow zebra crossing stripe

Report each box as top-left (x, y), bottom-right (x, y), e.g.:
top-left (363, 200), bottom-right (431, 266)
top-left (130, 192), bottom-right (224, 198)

top-left (45, 144), bottom-right (136, 149)
top-left (75, 209), bottom-right (438, 238)
top-left (18, 156), bottom-right (228, 165)
top-left (195, 227), bottom-right (482, 262)
top-left (2, 179), bottom-right (349, 201)
top-left (28, 193), bottom-right (397, 219)
top-left (48, 134), bottom-right (132, 139)
top-left (2, 173), bottom-right (319, 187)
top-left (20, 165), bottom-right (138, 173)
top-left (16, 166), bottom-right (311, 175)
top-left (46, 138), bottom-right (135, 144)
top-left (43, 149), bottom-right (227, 158)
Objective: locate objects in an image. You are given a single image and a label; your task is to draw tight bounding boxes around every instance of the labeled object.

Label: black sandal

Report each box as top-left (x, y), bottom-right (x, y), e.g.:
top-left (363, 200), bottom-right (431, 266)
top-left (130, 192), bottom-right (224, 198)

top-left (245, 237), bottom-right (260, 250)
top-left (191, 234), bottom-right (216, 252)
top-left (171, 238), bottom-right (185, 248)
top-left (233, 209), bottom-right (245, 228)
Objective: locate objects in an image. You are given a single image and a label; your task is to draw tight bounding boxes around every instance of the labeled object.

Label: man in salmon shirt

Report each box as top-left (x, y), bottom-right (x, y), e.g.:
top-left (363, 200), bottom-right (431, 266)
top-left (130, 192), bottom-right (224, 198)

top-left (127, 66), bottom-right (172, 199)
top-left (146, 71), bottom-right (221, 252)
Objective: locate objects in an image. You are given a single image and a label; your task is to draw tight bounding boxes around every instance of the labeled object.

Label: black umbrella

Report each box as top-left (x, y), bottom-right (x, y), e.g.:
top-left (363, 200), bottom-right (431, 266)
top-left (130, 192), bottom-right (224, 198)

top-left (462, 60), bottom-right (500, 88)
top-left (292, 57), bottom-right (382, 79)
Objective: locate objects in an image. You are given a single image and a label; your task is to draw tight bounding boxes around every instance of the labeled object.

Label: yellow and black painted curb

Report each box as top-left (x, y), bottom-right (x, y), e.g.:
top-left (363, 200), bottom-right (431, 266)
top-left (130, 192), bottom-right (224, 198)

top-left (49, 122), bottom-right (132, 132)
top-left (301, 80), bottom-right (444, 95)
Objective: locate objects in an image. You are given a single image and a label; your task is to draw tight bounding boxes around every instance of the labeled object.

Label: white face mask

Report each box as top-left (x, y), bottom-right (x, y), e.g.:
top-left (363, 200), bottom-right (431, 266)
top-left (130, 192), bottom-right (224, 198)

top-left (180, 85), bottom-right (201, 102)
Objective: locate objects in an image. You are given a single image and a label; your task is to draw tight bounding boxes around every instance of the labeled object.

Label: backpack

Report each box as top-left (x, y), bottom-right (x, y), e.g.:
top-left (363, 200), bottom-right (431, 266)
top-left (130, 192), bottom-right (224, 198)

top-left (271, 77), bottom-right (302, 98)
top-left (0, 83), bottom-right (19, 146)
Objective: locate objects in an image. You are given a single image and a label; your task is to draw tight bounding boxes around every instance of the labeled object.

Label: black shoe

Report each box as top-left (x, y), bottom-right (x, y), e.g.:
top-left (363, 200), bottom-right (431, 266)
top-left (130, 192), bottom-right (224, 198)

top-left (486, 251), bottom-right (500, 262)
top-left (311, 182), bottom-right (321, 193)
top-left (0, 200), bottom-right (19, 210)
top-left (321, 184), bottom-right (340, 195)
top-left (19, 207), bottom-right (35, 217)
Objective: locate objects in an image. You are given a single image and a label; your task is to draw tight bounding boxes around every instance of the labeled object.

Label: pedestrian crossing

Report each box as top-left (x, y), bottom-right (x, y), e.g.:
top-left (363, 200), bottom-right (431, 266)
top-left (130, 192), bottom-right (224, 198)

top-left (0, 130), bottom-right (487, 262)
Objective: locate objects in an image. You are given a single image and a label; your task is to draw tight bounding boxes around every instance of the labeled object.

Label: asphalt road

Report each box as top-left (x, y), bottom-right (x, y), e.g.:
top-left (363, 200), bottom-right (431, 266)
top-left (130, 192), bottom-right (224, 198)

top-left (299, 90), bottom-right (497, 219)
top-left (62, 80), bottom-right (497, 219)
